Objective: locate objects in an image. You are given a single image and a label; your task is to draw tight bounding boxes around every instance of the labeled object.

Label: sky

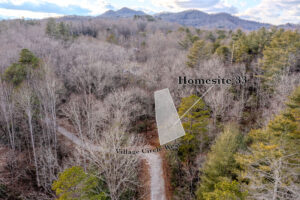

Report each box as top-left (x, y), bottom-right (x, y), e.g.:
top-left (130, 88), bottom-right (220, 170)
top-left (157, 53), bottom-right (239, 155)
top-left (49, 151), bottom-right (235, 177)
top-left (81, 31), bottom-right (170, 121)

top-left (0, 0), bottom-right (299, 25)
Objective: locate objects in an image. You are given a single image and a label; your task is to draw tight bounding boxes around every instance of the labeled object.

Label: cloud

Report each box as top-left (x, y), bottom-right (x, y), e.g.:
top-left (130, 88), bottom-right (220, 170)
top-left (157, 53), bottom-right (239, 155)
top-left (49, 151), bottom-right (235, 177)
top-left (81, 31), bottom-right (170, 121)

top-left (105, 4), bottom-right (114, 10)
top-left (175, 0), bottom-right (220, 8)
top-left (0, 1), bottom-right (91, 15)
top-left (150, 0), bottom-right (237, 14)
top-left (0, 0), bottom-right (109, 17)
top-left (237, 0), bottom-right (300, 25)
top-left (202, 0), bottom-right (238, 14)
top-left (0, 7), bottom-right (62, 19)
top-left (150, 0), bottom-right (221, 11)
top-left (150, 0), bottom-right (182, 11)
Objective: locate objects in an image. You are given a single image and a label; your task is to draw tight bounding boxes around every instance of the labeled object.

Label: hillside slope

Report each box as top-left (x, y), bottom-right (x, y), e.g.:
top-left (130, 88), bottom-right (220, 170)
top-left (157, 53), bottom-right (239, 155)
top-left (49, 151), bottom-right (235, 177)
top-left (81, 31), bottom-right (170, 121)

top-left (156, 10), bottom-right (271, 30)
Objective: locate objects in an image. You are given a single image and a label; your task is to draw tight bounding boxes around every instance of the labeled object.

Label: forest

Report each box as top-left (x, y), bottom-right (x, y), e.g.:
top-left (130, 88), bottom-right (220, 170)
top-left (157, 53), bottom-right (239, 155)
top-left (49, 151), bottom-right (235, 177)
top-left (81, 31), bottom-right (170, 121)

top-left (0, 16), bottom-right (299, 200)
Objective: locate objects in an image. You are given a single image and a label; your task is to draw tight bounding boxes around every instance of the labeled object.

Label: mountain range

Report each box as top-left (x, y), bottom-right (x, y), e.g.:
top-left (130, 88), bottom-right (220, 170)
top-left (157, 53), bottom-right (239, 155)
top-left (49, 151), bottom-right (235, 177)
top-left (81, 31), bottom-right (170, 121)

top-left (98, 7), bottom-right (299, 31)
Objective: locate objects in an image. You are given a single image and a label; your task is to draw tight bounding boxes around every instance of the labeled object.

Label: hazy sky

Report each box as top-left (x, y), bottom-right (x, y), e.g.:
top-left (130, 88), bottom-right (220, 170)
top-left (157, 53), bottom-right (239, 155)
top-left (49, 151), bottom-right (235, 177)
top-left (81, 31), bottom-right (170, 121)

top-left (0, 0), bottom-right (299, 25)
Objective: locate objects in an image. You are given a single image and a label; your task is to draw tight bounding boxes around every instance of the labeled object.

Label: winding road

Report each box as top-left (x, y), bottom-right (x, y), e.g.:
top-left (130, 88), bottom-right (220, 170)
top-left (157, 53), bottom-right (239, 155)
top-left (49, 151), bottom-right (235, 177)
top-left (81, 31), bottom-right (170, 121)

top-left (144, 153), bottom-right (167, 200)
top-left (57, 126), bottom-right (167, 200)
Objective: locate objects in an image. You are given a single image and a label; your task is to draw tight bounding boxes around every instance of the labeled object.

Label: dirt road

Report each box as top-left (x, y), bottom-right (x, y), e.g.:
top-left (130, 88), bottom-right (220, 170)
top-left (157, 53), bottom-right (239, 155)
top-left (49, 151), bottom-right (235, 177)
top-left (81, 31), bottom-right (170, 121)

top-left (57, 125), bottom-right (167, 200)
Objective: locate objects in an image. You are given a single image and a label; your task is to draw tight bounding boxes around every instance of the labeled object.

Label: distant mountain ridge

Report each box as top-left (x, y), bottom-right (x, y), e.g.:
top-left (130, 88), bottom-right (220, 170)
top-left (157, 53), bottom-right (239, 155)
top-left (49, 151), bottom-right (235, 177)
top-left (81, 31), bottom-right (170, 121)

top-left (100, 7), bottom-right (146, 18)
top-left (98, 7), bottom-right (298, 31)
top-left (155, 10), bottom-right (271, 30)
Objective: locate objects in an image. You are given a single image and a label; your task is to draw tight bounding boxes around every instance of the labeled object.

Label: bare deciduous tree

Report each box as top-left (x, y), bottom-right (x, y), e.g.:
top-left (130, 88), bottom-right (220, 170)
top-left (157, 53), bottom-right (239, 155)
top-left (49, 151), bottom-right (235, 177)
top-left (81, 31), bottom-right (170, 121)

top-left (33, 64), bottom-right (61, 190)
top-left (0, 80), bottom-right (16, 150)
top-left (17, 85), bottom-right (40, 187)
top-left (84, 124), bottom-right (142, 200)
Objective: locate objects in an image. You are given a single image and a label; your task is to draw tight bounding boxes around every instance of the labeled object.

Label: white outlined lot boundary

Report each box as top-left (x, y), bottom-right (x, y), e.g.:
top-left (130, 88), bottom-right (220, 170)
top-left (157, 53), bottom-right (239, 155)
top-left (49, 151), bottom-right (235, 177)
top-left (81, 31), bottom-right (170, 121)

top-left (155, 88), bottom-right (185, 145)
top-left (155, 86), bottom-right (214, 145)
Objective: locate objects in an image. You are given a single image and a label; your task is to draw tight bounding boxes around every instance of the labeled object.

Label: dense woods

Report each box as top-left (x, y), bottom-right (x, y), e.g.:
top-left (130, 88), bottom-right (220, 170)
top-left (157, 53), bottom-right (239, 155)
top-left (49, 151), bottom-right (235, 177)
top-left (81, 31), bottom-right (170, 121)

top-left (0, 16), bottom-right (299, 200)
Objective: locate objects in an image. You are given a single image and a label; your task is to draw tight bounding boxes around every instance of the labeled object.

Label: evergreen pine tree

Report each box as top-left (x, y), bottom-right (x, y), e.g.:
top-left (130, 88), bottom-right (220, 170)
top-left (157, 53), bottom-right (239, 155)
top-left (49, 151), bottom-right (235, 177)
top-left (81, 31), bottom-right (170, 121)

top-left (261, 30), bottom-right (300, 89)
top-left (196, 124), bottom-right (244, 200)
top-left (3, 49), bottom-right (40, 86)
top-left (177, 94), bottom-right (210, 162)
top-left (52, 166), bottom-right (107, 200)
top-left (236, 86), bottom-right (300, 199)
top-left (186, 40), bottom-right (207, 68)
